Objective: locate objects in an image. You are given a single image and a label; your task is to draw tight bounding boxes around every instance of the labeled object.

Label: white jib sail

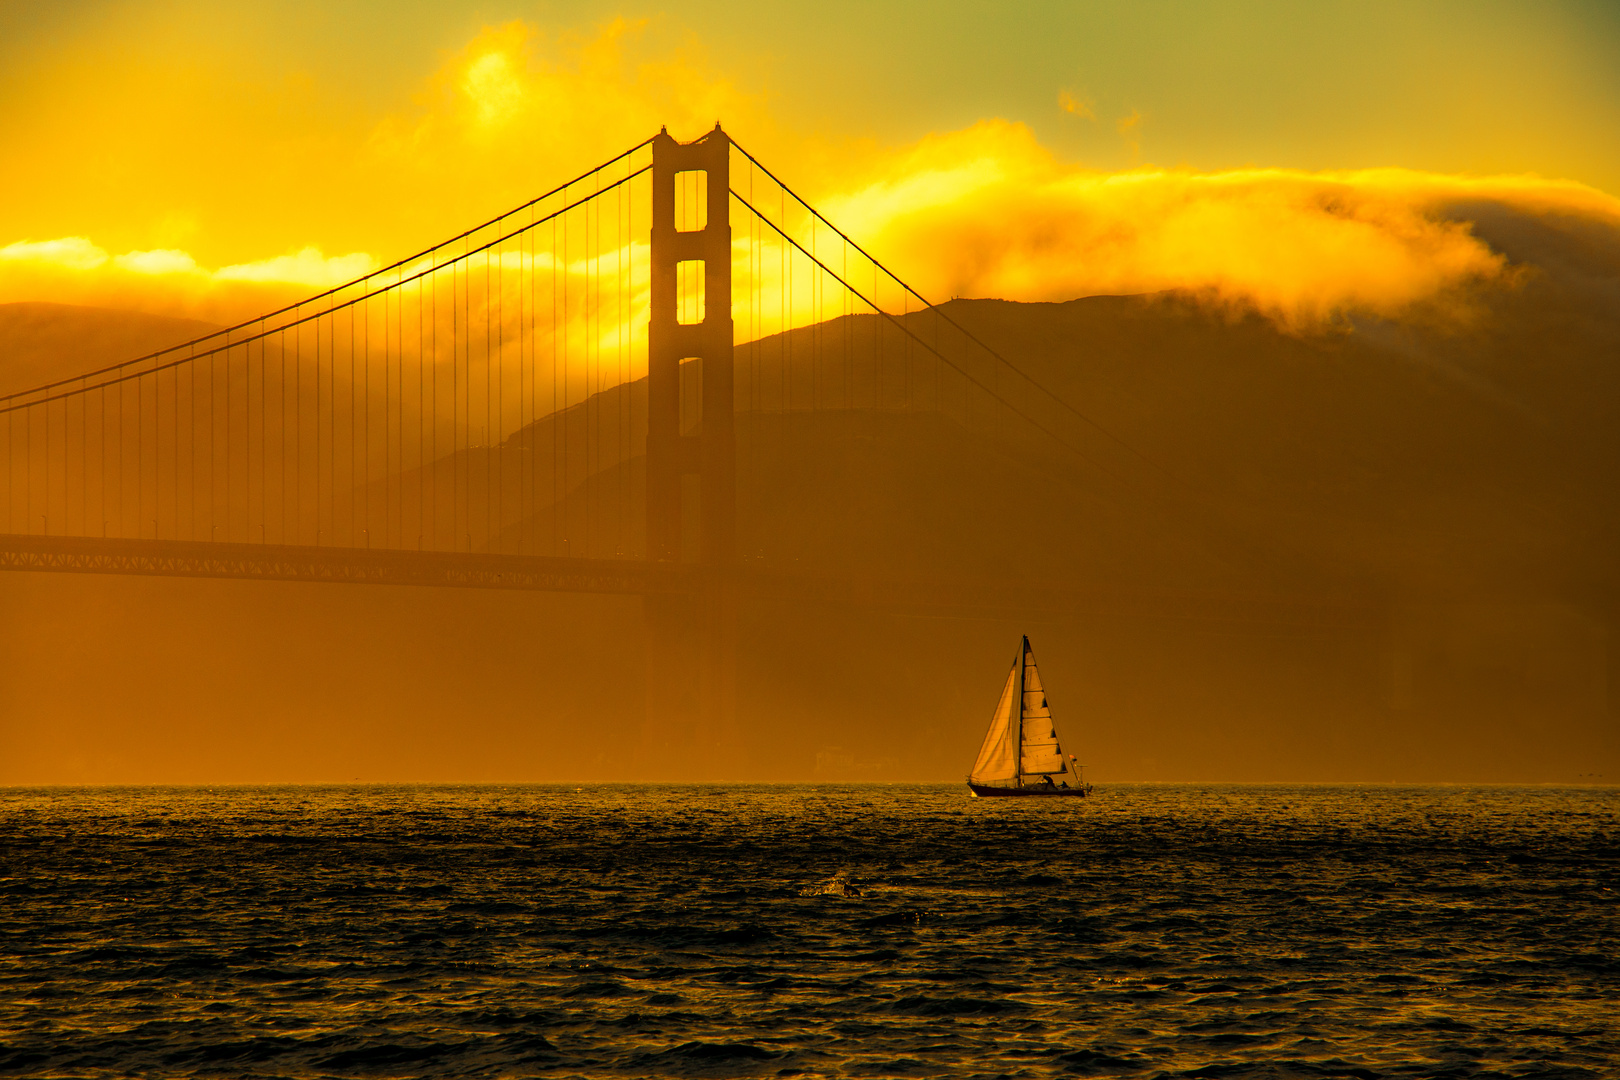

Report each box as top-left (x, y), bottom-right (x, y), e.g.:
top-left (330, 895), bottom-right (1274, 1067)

top-left (969, 660), bottom-right (1020, 784)
top-left (1019, 641), bottom-right (1071, 776)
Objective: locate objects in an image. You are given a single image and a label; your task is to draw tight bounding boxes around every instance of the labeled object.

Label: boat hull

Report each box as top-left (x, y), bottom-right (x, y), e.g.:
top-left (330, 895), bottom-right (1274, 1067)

top-left (968, 782), bottom-right (1089, 798)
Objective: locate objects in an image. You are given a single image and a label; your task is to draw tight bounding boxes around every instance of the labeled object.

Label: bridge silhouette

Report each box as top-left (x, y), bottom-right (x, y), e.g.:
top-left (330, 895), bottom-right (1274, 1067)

top-left (0, 126), bottom-right (1377, 762)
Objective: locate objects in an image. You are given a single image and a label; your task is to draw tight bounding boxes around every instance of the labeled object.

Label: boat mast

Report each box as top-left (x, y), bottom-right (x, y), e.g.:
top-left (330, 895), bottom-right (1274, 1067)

top-left (1015, 636), bottom-right (1027, 788)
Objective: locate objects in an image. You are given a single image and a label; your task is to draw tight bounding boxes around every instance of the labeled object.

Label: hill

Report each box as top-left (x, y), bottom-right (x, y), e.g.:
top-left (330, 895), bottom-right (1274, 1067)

top-left (385, 273), bottom-right (1612, 781)
top-left (1, 199), bottom-right (1616, 784)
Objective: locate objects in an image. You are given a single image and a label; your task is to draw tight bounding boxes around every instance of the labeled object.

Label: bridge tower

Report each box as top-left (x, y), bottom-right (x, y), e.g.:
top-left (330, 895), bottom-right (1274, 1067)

top-left (645, 124), bottom-right (737, 772)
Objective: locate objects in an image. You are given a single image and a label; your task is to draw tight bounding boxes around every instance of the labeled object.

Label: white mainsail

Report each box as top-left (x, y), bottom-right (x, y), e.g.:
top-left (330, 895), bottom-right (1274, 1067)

top-left (970, 637), bottom-right (1082, 789)
top-left (1019, 643), bottom-right (1069, 775)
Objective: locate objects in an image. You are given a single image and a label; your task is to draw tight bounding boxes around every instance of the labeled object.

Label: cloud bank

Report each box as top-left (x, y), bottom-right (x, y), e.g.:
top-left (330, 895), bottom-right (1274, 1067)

top-left (4, 20), bottom-right (1618, 333)
top-left (822, 121), bottom-right (1620, 328)
top-left (0, 238), bottom-right (377, 323)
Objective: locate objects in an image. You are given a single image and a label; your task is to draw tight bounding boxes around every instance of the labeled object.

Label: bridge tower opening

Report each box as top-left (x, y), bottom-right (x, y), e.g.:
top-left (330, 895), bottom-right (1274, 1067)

top-left (645, 124), bottom-right (737, 773)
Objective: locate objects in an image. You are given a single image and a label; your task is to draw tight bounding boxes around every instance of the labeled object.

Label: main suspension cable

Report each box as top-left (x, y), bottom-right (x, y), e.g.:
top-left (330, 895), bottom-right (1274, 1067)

top-left (0, 166), bottom-right (652, 417)
top-left (0, 139), bottom-right (656, 405)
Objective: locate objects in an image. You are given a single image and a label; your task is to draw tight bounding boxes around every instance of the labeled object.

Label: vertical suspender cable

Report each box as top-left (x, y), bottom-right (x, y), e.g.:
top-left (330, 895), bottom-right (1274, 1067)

top-left (552, 213), bottom-right (559, 556)
top-left (431, 261), bottom-right (437, 549)
top-left (226, 337), bottom-right (232, 541)
top-left (484, 245), bottom-right (491, 550)
top-left (350, 300), bottom-right (357, 545)
top-left (259, 327), bottom-right (265, 541)
top-left (424, 268), bottom-right (430, 550)
top-left (561, 205), bottom-right (567, 556)
top-left (396, 263), bottom-right (404, 549)
top-left (315, 313), bottom-right (321, 544)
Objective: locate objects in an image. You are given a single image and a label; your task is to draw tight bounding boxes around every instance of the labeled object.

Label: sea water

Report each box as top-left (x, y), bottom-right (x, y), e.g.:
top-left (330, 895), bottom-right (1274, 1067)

top-left (0, 784), bottom-right (1615, 1078)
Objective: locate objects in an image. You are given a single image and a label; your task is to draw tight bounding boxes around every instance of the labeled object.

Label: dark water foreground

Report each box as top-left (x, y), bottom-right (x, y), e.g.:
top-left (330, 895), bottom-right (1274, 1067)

top-left (0, 785), bottom-right (1615, 1079)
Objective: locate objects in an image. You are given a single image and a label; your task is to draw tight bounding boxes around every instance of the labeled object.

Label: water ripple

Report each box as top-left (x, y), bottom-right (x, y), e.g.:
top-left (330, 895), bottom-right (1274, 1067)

top-left (0, 783), bottom-right (1615, 1078)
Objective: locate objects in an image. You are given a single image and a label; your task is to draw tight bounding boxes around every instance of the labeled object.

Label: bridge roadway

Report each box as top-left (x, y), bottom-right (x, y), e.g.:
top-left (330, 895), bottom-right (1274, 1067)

top-left (0, 532), bottom-right (1382, 629)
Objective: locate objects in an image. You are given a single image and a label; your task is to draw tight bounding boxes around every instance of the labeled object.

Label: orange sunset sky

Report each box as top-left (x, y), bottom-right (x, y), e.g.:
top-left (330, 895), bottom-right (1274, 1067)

top-left (3, 0), bottom-right (1619, 330)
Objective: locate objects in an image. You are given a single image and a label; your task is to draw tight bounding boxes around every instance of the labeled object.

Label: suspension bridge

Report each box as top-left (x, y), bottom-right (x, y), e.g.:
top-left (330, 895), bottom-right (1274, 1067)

top-left (0, 125), bottom-right (1378, 762)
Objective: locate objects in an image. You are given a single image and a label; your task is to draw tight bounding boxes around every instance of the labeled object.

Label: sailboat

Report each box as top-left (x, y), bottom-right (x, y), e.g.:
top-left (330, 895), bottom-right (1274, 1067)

top-left (967, 636), bottom-right (1093, 798)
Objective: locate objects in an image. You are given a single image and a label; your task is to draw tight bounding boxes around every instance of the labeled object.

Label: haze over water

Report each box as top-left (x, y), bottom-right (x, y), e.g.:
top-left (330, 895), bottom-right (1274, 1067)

top-left (2, 783), bottom-right (1615, 1078)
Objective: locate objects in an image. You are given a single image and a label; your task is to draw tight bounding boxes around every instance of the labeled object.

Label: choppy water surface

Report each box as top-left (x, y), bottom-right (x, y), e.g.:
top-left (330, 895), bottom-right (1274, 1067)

top-left (1, 785), bottom-right (1615, 1078)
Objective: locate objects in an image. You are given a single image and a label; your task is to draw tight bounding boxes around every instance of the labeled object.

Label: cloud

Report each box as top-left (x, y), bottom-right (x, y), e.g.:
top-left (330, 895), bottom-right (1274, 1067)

top-left (0, 15), bottom-right (760, 329)
top-left (818, 120), bottom-right (1620, 329)
top-left (1, 238), bottom-right (109, 272)
top-left (114, 249), bottom-right (199, 275)
top-left (1116, 108), bottom-right (1143, 157)
top-left (1058, 90), bottom-right (1094, 119)
top-left (366, 18), bottom-right (771, 204)
top-left (216, 248), bottom-right (379, 288)
top-left (0, 238), bottom-right (378, 321)
top-left (462, 48), bottom-right (528, 130)
top-left (4, 21), bottom-right (1619, 337)
top-left (1, 16), bottom-right (775, 321)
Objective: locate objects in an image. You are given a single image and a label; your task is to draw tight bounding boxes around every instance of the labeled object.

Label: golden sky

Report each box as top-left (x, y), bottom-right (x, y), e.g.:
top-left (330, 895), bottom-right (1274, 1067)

top-left (3, 2), bottom-right (1617, 787)
top-left (2, 0), bottom-right (1618, 327)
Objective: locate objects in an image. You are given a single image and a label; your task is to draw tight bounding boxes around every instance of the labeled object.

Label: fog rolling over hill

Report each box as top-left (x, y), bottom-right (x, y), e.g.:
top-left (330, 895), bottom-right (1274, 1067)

top-left (1, 202), bottom-right (1615, 785)
top-left (0, 302), bottom-right (220, 397)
